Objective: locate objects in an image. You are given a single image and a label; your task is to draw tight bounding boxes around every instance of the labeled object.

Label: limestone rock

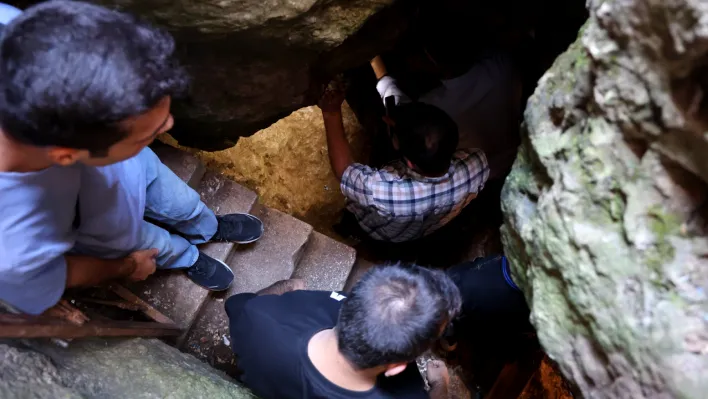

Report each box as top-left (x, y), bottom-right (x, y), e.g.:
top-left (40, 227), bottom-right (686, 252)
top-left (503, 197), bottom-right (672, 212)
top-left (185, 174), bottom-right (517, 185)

top-left (66, 0), bottom-right (414, 150)
top-left (501, 1), bottom-right (708, 398)
top-left (0, 343), bottom-right (83, 399)
top-left (0, 339), bottom-right (254, 399)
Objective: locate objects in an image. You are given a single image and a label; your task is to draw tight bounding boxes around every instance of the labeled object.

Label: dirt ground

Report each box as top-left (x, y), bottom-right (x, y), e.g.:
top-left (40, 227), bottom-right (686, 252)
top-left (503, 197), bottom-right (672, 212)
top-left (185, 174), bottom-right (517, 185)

top-left (162, 103), bottom-right (370, 239)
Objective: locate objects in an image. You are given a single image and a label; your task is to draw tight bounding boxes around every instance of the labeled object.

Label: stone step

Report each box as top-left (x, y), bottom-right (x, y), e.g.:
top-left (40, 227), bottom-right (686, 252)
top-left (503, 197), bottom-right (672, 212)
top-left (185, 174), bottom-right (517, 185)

top-left (126, 152), bottom-right (257, 340)
top-left (150, 142), bottom-right (205, 189)
top-left (181, 204), bottom-right (313, 373)
top-left (197, 171), bottom-right (259, 267)
top-left (177, 172), bottom-right (258, 344)
top-left (292, 232), bottom-right (356, 292)
top-left (343, 258), bottom-right (377, 292)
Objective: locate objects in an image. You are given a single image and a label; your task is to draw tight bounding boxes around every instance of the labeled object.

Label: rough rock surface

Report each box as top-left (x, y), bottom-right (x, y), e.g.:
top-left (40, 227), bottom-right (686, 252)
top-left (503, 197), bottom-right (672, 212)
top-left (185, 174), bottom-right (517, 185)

top-left (0, 339), bottom-right (254, 399)
top-left (501, 1), bottom-right (708, 398)
top-left (0, 343), bottom-right (83, 399)
top-left (55, 0), bottom-right (415, 150)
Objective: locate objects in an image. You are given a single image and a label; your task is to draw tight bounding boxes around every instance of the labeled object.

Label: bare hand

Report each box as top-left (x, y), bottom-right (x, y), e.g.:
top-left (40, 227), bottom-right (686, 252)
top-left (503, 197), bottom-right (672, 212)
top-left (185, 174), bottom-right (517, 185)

top-left (318, 84), bottom-right (346, 113)
top-left (126, 248), bottom-right (158, 281)
top-left (42, 299), bottom-right (90, 325)
top-left (426, 360), bottom-right (450, 397)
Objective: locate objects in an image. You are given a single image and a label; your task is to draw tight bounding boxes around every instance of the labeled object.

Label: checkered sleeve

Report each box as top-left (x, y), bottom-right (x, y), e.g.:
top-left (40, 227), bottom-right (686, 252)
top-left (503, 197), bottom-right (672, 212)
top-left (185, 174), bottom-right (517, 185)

top-left (340, 163), bottom-right (377, 206)
top-left (457, 149), bottom-right (491, 189)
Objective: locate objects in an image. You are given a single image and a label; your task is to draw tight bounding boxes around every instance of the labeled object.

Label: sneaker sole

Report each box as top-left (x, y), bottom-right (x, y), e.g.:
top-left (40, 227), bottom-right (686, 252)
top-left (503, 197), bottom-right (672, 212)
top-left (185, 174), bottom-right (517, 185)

top-left (211, 258), bottom-right (234, 291)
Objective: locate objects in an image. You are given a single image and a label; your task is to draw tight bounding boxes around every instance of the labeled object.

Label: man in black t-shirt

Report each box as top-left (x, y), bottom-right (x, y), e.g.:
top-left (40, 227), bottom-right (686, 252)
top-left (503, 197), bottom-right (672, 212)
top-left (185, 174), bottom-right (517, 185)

top-left (225, 264), bottom-right (462, 399)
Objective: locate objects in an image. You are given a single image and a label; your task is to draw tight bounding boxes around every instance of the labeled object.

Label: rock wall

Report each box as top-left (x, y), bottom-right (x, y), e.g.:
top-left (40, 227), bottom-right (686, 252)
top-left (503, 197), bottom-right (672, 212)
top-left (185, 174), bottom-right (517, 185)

top-left (501, 1), bottom-right (708, 398)
top-left (0, 339), bottom-right (254, 399)
top-left (9, 0), bottom-right (416, 150)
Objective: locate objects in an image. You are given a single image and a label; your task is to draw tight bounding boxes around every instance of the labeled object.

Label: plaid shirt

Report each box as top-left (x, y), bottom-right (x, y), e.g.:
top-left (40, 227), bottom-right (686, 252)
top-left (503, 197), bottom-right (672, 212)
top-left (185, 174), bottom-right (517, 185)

top-left (341, 149), bottom-right (489, 242)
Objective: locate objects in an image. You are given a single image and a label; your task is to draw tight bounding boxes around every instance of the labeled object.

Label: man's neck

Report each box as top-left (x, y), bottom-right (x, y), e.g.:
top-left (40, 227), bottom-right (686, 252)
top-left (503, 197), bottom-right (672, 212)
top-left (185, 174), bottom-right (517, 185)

top-left (0, 130), bottom-right (54, 173)
top-left (307, 329), bottom-right (381, 392)
top-left (402, 158), bottom-right (447, 178)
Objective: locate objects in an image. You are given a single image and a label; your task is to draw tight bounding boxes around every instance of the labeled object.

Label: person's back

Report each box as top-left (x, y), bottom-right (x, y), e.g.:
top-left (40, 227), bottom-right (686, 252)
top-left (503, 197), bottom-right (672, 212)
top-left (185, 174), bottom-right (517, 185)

top-left (226, 265), bottom-right (462, 399)
top-left (374, 37), bottom-right (522, 182)
top-left (418, 53), bottom-right (522, 180)
top-left (339, 102), bottom-right (489, 242)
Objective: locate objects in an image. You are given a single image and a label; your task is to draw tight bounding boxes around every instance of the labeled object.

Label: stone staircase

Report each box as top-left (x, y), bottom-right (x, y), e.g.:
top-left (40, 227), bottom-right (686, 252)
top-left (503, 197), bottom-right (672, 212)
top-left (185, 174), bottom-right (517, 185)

top-left (127, 143), bottom-right (357, 374)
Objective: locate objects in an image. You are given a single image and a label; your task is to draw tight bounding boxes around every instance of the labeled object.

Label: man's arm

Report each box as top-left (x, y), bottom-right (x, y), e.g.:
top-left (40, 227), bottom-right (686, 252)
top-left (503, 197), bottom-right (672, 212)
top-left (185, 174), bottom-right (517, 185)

top-left (370, 55), bottom-right (411, 106)
top-left (426, 360), bottom-right (450, 399)
top-left (65, 248), bottom-right (158, 288)
top-left (370, 55), bottom-right (388, 80)
top-left (318, 87), bottom-right (353, 181)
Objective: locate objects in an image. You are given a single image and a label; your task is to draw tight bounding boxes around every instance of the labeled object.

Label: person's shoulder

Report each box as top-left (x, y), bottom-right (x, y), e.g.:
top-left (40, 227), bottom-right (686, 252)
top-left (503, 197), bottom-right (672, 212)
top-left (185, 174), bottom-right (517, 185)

top-left (0, 165), bottom-right (81, 209)
top-left (453, 149), bottom-right (488, 168)
top-left (244, 290), bottom-right (344, 317)
top-left (280, 290), bottom-right (347, 313)
top-left (342, 163), bottom-right (381, 182)
top-left (374, 364), bottom-right (428, 399)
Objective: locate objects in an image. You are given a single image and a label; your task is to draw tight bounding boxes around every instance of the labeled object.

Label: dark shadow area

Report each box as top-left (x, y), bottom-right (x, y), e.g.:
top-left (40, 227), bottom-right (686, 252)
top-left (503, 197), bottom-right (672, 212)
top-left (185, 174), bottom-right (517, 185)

top-left (339, 0), bottom-right (587, 396)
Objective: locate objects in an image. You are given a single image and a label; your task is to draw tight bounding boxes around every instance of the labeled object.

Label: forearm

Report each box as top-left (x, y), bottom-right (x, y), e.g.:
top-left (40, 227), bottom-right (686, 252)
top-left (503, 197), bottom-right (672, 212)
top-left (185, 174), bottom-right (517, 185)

top-left (370, 55), bottom-right (388, 80)
top-left (322, 110), bottom-right (354, 180)
top-left (65, 254), bottom-right (135, 288)
top-left (371, 56), bottom-right (411, 106)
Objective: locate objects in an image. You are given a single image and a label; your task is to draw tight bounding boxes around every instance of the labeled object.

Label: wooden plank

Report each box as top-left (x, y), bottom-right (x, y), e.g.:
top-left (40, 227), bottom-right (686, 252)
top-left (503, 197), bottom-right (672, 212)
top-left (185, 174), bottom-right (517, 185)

top-left (108, 283), bottom-right (175, 324)
top-left (0, 314), bottom-right (182, 339)
top-left (78, 297), bottom-right (142, 311)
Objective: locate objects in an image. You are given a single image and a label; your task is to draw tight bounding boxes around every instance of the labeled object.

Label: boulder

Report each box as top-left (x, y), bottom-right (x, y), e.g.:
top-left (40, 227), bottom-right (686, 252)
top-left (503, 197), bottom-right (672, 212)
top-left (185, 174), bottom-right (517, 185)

top-left (0, 342), bottom-right (83, 399)
top-left (501, 1), bottom-right (708, 398)
top-left (74, 0), bottom-right (415, 150)
top-left (0, 339), bottom-right (254, 399)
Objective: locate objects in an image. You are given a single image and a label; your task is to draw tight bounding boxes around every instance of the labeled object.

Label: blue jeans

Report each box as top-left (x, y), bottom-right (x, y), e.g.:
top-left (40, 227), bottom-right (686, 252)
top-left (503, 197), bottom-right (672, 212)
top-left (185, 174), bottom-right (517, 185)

top-left (137, 148), bottom-right (217, 270)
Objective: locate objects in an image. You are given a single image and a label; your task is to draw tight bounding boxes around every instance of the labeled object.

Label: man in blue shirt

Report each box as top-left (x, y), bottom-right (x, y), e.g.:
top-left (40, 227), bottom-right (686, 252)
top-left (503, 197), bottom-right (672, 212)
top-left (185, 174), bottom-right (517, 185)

top-left (0, 1), bottom-right (263, 316)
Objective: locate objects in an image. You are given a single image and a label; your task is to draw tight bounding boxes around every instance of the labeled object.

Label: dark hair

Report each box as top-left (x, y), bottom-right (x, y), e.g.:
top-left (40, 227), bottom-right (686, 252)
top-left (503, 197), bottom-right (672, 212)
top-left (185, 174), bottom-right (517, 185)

top-left (392, 102), bottom-right (459, 175)
top-left (336, 264), bottom-right (462, 370)
top-left (0, 1), bottom-right (188, 154)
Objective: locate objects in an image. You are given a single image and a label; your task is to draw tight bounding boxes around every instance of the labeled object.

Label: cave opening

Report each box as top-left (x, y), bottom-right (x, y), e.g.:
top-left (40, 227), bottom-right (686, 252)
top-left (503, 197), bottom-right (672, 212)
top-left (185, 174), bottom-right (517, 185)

top-left (172, 0), bottom-right (589, 396)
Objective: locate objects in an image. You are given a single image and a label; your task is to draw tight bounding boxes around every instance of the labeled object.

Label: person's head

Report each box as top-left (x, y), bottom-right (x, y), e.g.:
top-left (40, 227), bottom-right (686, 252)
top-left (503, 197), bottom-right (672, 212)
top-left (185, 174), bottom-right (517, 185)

top-left (389, 102), bottom-right (459, 176)
top-left (336, 264), bottom-right (462, 376)
top-left (0, 0), bottom-right (188, 167)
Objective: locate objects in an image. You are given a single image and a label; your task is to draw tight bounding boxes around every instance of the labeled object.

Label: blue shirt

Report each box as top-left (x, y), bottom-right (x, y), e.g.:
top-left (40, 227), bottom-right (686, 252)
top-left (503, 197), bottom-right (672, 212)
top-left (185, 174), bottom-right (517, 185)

top-left (0, 3), bottom-right (21, 26)
top-left (0, 5), bottom-right (148, 314)
top-left (0, 156), bottom-right (146, 314)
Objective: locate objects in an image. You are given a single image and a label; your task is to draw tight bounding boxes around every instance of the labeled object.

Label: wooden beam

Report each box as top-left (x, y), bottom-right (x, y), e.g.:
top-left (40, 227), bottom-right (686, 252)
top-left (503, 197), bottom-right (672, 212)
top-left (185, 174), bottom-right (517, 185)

top-left (0, 314), bottom-right (182, 339)
top-left (108, 283), bottom-right (175, 325)
top-left (77, 297), bottom-right (142, 311)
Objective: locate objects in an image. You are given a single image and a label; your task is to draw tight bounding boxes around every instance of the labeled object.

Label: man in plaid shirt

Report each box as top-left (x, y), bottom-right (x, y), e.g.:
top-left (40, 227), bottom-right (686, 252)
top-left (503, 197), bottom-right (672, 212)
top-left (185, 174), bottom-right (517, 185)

top-left (318, 76), bottom-right (489, 243)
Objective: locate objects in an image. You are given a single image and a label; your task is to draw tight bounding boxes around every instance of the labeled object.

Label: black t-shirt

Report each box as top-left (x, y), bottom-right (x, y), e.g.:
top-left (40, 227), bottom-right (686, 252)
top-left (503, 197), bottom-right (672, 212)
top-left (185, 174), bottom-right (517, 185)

top-left (226, 290), bottom-right (428, 399)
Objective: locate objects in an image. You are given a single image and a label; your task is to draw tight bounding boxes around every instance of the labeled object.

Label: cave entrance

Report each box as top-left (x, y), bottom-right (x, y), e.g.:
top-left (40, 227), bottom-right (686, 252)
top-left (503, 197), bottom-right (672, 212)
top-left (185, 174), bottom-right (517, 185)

top-left (170, 0), bottom-right (588, 396)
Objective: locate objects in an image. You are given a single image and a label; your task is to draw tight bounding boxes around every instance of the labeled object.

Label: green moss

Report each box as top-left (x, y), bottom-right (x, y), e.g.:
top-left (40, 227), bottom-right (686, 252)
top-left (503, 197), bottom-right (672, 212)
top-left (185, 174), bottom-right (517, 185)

top-left (644, 205), bottom-right (680, 273)
top-left (540, 34), bottom-right (591, 97)
top-left (576, 19), bottom-right (590, 39)
top-left (607, 193), bottom-right (625, 220)
top-left (648, 205), bottom-right (681, 237)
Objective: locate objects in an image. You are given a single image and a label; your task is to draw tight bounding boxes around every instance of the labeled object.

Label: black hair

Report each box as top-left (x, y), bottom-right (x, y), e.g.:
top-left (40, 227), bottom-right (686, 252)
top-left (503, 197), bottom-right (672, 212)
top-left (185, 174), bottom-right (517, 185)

top-left (392, 102), bottom-right (459, 175)
top-left (336, 264), bottom-right (462, 370)
top-left (0, 0), bottom-right (188, 154)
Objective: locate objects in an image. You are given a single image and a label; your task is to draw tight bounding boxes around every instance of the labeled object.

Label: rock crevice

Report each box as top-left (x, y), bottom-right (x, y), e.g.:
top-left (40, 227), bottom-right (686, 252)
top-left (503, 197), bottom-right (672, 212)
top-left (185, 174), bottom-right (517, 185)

top-left (502, 1), bottom-right (708, 398)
